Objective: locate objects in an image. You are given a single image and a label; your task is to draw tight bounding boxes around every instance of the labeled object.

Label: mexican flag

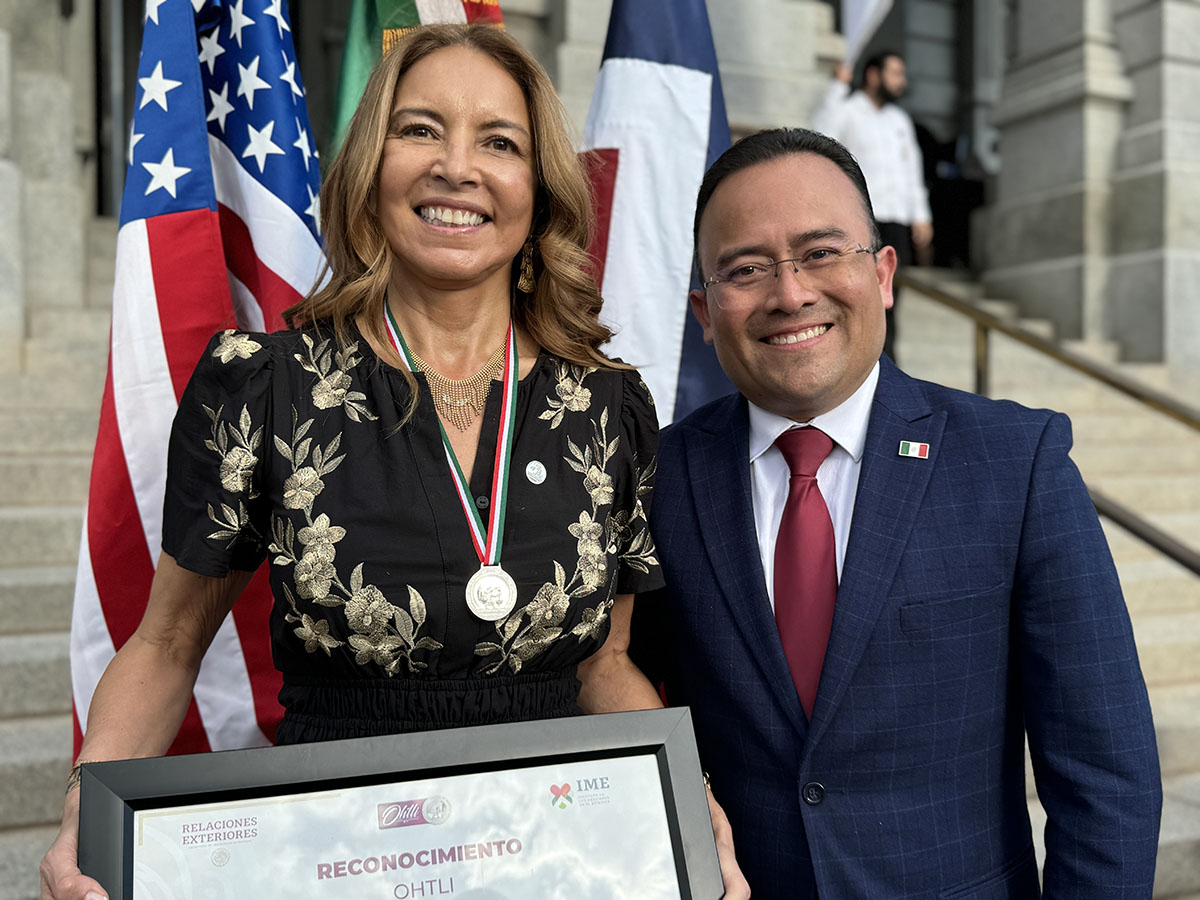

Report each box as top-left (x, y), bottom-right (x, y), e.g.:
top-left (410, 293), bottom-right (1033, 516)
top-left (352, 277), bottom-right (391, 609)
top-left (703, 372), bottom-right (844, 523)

top-left (331, 0), bottom-right (505, 157)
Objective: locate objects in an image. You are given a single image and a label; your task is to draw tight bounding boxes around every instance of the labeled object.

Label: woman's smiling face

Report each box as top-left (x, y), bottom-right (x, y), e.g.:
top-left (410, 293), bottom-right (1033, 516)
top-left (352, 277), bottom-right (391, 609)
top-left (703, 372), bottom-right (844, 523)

top-left (377, 45), bottom-right (537, 294)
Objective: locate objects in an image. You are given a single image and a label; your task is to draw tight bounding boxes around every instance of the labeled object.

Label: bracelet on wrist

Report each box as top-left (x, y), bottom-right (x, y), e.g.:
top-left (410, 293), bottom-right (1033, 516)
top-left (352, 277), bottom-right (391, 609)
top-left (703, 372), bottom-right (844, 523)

top-left (66, 760), bottom-right (96, 795)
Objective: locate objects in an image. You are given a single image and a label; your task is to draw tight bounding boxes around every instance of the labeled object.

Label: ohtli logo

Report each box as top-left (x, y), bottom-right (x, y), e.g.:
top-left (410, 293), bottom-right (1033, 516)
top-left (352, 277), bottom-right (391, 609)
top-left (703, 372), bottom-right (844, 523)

top-left (377, 797), bottom-right (451, 829)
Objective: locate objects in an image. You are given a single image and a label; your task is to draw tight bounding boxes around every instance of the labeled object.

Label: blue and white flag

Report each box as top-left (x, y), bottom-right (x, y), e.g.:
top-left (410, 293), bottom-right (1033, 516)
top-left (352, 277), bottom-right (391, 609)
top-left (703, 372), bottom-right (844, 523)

top-left (582, 0), bottom-right (732, 425)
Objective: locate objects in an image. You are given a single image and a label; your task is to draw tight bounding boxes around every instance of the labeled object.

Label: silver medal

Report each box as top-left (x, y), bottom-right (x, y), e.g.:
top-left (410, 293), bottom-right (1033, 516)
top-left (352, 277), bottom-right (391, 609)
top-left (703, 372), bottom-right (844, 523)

top-left (466, 565), bottom-right (518, 621)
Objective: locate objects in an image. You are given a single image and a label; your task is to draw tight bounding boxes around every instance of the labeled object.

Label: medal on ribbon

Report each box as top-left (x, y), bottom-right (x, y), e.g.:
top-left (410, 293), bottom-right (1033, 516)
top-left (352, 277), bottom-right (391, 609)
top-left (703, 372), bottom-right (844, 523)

top-left (385, 306), bottom-right (520, 622)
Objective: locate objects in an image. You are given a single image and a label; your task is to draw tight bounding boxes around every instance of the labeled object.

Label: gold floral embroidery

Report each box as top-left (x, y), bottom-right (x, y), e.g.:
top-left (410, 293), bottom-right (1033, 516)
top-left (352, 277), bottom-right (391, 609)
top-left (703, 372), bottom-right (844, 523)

top-left (270, 407), bottom-right (443, 674)
top-left (294, 334), bottom-right (378, 422)
top-left (615, 458), bottom-right (658, 575)
top-left (539, 361), bottom-right (597, 429)
top-left (204, 404), bottom-right (262, 496)
top-left (201, 402), bottom-right (264, 550)
top-left (212, 330), bottom-right (262, 363)
top-left (638, 376), bottom-right (655, 407)
top-left (475, 407), bottom-right (624, 673)
top-left (206, 499), bottom-right (257, 549)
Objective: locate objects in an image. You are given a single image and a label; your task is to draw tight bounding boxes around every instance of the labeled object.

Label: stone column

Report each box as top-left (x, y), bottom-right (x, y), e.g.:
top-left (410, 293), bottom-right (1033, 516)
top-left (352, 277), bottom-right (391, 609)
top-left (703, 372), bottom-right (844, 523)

top-left (981, 0), bottom-right (1131, 342)
top-left (966, 0), bottom-right (1006, 174)
top-left (4, 0), bottom-right (87, 324)
top-left (0, 26), bottom-right (22, 373)
top-left (1109, 0), bottom-right (1200, 391)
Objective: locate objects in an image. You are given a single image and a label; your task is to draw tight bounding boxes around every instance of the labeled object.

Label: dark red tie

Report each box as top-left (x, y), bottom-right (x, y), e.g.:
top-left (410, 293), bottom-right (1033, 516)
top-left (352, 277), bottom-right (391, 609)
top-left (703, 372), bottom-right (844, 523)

top-left (773, 427), bottom-right (837, 720)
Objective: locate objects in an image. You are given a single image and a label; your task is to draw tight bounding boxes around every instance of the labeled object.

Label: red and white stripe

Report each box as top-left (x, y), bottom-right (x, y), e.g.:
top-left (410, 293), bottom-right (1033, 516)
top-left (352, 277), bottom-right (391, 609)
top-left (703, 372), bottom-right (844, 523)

top-left (70, 161), bottom-right (321, 756)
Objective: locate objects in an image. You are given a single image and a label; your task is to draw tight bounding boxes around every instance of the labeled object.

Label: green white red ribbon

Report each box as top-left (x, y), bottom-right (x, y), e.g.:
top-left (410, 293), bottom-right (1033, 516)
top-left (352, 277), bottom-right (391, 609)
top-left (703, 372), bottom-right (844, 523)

top-left (384, 305), bottom-right (518, 565)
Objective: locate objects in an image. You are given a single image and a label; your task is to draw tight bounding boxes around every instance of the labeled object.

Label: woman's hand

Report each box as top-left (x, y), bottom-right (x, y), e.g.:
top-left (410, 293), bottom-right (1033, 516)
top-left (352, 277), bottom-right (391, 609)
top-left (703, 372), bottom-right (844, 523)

top-left (39, 789), bottom-right (107, 900)
top-left (707, 787), bottom-right (751, 899)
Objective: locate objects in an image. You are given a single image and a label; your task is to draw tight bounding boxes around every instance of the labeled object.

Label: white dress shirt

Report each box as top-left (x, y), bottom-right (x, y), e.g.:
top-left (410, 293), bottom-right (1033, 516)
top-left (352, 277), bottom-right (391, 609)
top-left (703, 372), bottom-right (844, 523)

top-left (749, 363), bottom-right (880, 610)
top-left (811, 82), bottom-right (931, 227)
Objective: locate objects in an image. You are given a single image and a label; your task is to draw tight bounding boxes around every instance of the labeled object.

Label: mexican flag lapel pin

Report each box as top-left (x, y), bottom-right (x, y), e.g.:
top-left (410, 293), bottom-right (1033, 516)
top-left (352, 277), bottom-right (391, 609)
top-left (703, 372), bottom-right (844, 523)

top-left (898, 440), bottom-right (930, 459)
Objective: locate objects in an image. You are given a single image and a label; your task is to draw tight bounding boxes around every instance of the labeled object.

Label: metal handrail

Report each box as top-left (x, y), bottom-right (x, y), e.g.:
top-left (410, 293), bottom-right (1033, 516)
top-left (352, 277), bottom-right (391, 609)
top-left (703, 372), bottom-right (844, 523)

top-left (897, 270), bottom-right (1200, 579)
top-left (896, 271), bottom-right (1200, 433)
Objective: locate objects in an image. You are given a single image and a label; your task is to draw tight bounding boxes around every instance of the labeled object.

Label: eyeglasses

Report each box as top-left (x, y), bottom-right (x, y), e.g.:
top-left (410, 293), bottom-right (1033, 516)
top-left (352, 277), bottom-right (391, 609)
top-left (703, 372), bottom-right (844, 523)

top-left (702, 244), bottom-right (879, 307)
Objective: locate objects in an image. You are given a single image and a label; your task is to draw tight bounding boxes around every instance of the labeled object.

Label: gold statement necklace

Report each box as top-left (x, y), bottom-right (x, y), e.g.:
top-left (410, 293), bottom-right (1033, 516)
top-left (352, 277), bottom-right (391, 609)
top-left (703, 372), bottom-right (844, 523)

top-left (407, 340), bottom-right (507, 432)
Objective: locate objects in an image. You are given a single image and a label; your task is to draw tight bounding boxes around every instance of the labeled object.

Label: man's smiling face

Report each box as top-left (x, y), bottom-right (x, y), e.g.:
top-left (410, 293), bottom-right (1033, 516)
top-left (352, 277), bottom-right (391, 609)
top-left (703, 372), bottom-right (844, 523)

top-left (689, 152), bottom-right (896, 422)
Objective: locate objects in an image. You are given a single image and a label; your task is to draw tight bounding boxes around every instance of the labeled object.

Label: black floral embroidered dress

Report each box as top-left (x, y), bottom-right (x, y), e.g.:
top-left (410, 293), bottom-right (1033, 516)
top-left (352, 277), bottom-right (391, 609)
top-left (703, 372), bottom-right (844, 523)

top-left (163, 326), bottom-right (663, 744)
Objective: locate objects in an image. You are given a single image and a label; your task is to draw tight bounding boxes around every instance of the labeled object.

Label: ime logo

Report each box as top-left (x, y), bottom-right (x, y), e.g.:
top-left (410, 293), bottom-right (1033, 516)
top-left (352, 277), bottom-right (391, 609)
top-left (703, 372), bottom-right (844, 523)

top-left (549, 783), bottom-right (573, 809)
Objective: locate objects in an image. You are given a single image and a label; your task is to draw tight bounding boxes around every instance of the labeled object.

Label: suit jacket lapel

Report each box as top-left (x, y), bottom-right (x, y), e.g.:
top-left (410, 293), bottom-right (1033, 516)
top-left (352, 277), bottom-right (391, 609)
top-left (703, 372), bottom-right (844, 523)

top-left (805, 359), bottom-right (944, 750)
top-left (685, 395), bottom-right (807, 737)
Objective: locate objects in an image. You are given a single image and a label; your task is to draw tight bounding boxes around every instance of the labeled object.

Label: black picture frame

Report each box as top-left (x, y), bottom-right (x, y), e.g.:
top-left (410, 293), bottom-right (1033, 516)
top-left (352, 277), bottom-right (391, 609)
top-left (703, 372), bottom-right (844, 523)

top-left (78, 706), bottom-right (723, 899)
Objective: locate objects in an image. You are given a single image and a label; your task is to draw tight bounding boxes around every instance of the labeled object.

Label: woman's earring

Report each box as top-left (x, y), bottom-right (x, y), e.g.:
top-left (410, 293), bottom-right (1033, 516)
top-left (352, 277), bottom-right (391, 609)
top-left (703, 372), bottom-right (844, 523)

top-left (517, 238), bottom-right (535, 294)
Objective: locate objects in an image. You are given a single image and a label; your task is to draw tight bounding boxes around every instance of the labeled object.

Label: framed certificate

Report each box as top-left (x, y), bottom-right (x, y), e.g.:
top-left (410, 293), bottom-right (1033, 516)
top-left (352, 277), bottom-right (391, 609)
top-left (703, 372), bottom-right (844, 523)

top-left (78, 707), bottom-right (723, 900)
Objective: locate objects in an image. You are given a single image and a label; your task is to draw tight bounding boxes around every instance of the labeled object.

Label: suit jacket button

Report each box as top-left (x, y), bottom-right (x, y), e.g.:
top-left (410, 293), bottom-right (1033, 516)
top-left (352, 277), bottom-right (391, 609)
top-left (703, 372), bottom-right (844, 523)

top-left (802, 782), bottom-right (825, 805)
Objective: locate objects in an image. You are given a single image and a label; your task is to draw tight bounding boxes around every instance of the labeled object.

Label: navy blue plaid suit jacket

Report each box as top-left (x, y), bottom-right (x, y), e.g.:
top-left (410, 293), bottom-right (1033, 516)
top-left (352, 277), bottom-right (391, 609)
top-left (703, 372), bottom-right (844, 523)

top-left (635, 358), bottom-right (1162, 899)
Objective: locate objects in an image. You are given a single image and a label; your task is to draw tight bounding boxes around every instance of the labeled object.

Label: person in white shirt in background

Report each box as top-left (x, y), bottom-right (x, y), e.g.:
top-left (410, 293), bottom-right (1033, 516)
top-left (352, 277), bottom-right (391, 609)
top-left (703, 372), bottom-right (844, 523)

top-left (811, 52), bottom-right (932, 363)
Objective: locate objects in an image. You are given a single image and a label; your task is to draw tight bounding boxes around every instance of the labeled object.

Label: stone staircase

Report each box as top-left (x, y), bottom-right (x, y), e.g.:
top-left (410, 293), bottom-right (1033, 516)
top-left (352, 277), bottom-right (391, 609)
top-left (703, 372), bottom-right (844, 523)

top-left (0, 217), bottom-right (110, 900)
top-left (898, 269), bottom-right (1200, 898)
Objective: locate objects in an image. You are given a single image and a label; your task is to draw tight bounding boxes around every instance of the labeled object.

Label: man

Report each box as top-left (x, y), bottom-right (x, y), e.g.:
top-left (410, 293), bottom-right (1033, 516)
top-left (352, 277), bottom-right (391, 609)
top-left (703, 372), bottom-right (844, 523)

top-left (633, 129), bottom-right (1161, 898)
top-left (812, 52), bottom-right (931, 362)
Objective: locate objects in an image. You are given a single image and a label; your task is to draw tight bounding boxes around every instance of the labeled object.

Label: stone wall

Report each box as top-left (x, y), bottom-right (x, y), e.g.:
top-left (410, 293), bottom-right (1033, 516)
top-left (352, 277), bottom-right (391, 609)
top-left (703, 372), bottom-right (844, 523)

top-left (0, 0), bottom-right (89, 372)
top-left (0, 26), bottom-right (20, 373)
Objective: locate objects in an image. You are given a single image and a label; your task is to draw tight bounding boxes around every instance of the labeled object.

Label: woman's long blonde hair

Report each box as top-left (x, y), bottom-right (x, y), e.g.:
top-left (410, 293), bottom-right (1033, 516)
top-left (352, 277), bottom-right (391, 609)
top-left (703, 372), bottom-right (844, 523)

top-left (284, 24), bottom-right (619, 413)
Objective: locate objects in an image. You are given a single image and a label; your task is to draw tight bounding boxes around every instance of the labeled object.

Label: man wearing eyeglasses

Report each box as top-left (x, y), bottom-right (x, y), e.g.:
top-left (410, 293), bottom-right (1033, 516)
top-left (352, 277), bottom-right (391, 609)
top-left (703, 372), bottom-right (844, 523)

top-left (632, 129), bottom-right (1161, 898)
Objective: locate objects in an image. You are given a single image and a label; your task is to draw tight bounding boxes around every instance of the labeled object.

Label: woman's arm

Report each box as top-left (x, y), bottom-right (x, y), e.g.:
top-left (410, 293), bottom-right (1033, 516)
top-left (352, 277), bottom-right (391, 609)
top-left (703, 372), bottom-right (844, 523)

top-left (40, 553), bottom-right (253, 900)
top-left (576, 594), bottom-right (751, 899)
top-left (575, 593), bottom-right (661, 713)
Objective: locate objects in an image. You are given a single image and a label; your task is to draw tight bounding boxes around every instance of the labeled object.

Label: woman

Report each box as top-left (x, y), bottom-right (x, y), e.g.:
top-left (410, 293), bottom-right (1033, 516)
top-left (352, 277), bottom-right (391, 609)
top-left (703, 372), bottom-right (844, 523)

top-left (41, 24), bottom-right (748, 900)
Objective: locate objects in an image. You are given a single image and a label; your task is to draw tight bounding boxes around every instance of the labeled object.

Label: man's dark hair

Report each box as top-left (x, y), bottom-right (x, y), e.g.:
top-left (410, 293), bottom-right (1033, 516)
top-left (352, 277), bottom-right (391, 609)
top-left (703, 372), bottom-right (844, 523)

top-left (862, 50), bottom-right (903, 81)
top-left (692, 128), bottom-right (881, 278)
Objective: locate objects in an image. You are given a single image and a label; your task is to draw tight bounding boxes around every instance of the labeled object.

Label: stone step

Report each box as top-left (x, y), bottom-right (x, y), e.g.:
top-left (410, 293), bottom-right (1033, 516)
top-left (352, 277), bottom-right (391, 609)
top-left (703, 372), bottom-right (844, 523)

top-left (0, 716), bottom-right (71, 830)
top-left (0, 633), bottom-right (70, 719)
top-left (1101, 515), bottom-right (1200, 564)
top-left (993, 384), bottom-right (1164, 414)
top-left (1071, 411), bottom-right (1200, 444)
top-left (0, 508), bottom-right (83, 568)
top-left (1156, 772), bottom-right (1200, 897)
top-left (1118, 559), bottom-right (1200, 616)
top-left (1154, 683), bottom-right (1200, 779)
top-left (25, 308), bottom-right (111, 343)
top-left (0, 410), bottom-right (98, 456)
top-left (1022, 681), bottom-right (1200, 795)
top-left (1123, 363), bottom-right (1174, 391)
top-left (22, 337), bottom-right (108, 379)
top-left (0, 567), bottom-right (77, 634)
top-left (1060, 338), bottom-right (1122, 364)
top-left (1134, 611), bottom-right (1200, 686)
top-left (0, 457), bottom-right (90, 506)
top-left (0, 372), bottom-right (103, 411)
top-left (901, 354), bottom-right (1141, 393)
top-left (1073, 442), bottom-right (1200, 475)
top-left (0, 825), bottom-right (59, 900)
top-left (1093, 474), bottom-right (1200, 514)
top-left (1029, 771), bottom-right (1200, 898)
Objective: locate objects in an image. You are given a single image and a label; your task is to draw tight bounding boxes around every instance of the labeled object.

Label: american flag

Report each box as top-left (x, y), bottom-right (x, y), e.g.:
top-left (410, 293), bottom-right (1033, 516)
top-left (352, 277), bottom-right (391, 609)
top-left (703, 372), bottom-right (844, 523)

top-left (70, 0), bottom-right (323, 755)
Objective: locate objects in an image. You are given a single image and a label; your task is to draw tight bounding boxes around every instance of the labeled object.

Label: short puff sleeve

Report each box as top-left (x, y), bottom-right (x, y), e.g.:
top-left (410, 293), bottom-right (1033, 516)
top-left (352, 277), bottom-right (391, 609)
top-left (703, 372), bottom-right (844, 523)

top-left (162, 329), bottom-right (274, 576)
top-left (614, 369), bottom-right (665, 595)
